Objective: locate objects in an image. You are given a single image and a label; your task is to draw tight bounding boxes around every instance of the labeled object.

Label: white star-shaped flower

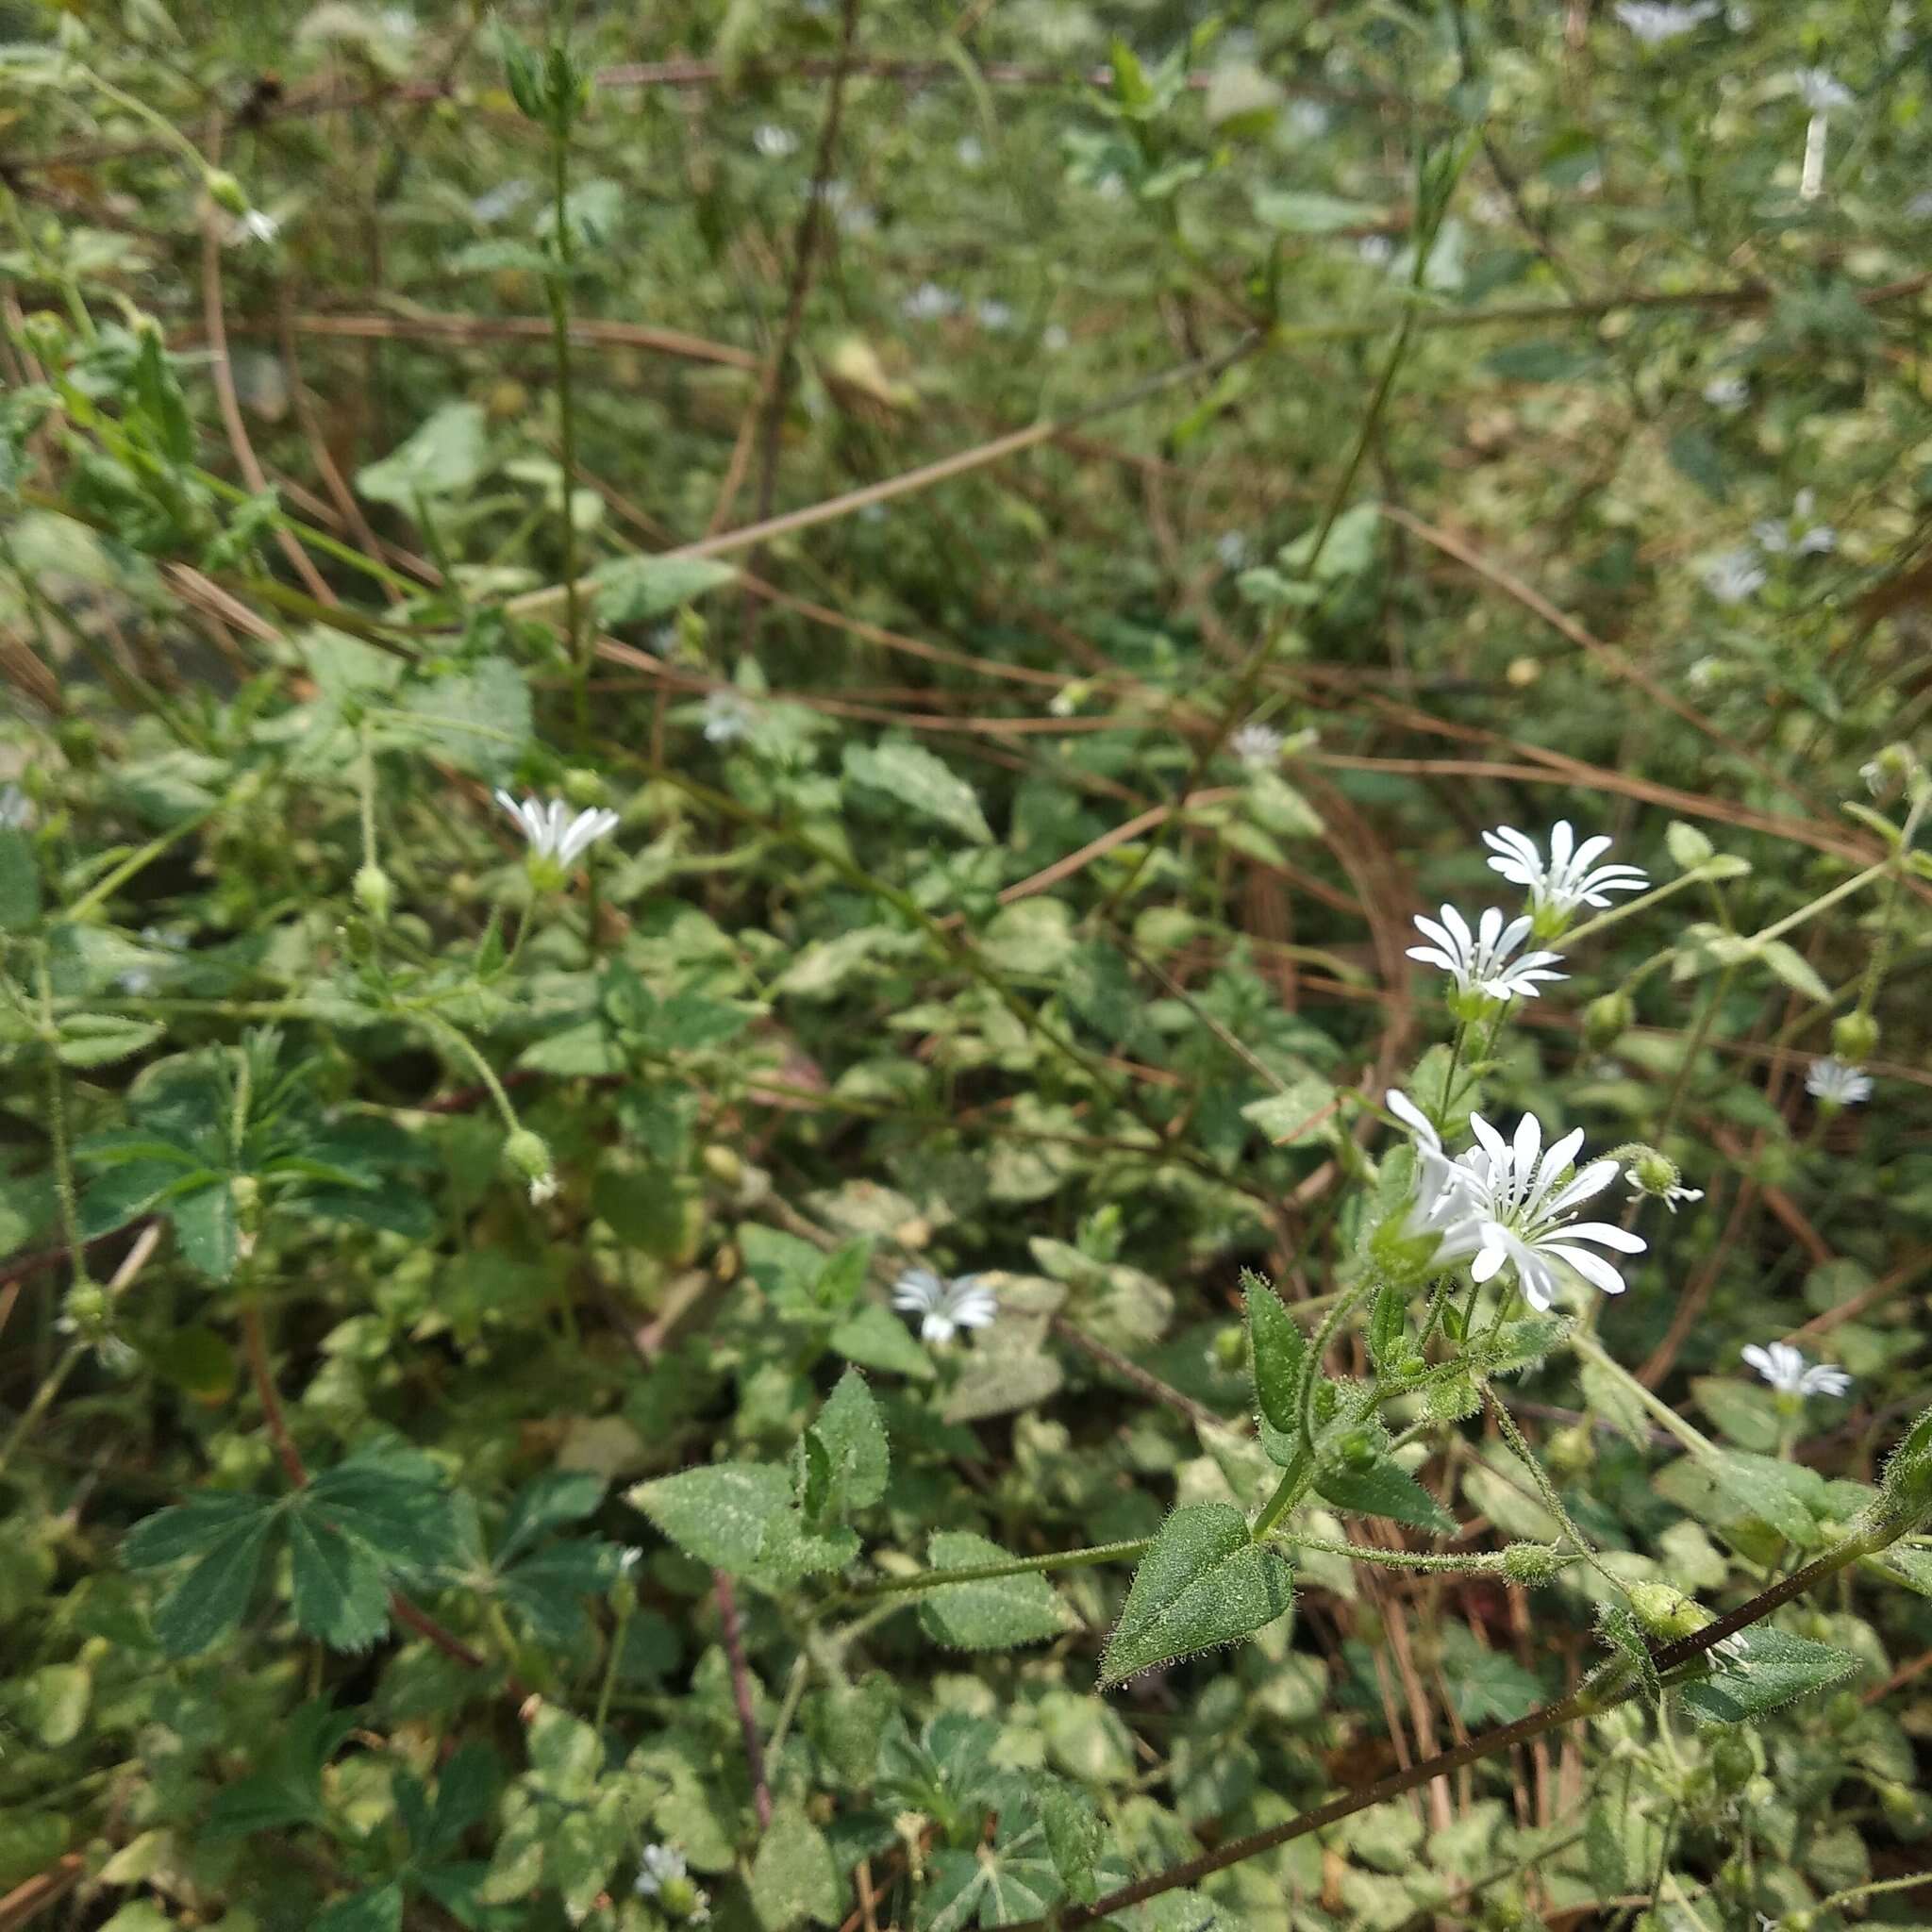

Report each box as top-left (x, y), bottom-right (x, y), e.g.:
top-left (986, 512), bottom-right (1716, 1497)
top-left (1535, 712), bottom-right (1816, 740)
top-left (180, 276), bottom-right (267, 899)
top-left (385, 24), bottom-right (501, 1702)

top-left (1805, 1057), bottom-right (1872, 1107)
top-left (493, 791), bottom-right (621, 867)
top-left (1624, 1168), bottom-right (1704, 1213)
top-left (753, 124), bottom-right (799, 158)
top-left (1231, 722), bottom-right (1283, 768)
top-left (1703, 374), bottom-right (1748, 411)
top-left (1460, 1111), bottom-right (1646, 1311)
top-left (1700, 548), bottom-right (1766, 604)
top-left (1385, 1091), bottom-right (1486, 1269)
top-left (1614, 0), bottom-right (1718, 43)
top-left (701, 691), bottom-right (754, 744)
top-left (1483, 821), bottom-right (1649, 921)
top-left (1740, 1341), bottom-right (1851, 1398)
top-left (1407, 904), bottom-right (1567, 1004)
top-left (1793, 68), bottom-right (1853, 113)
top-left (891, 1268), bottom-right (997, 1345)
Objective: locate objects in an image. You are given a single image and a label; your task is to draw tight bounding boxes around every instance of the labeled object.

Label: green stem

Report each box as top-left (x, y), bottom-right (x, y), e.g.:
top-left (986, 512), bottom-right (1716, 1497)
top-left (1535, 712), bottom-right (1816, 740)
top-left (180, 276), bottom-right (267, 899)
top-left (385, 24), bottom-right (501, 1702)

top-left (1571, 1332), bottom-right (1721, 1458)
top-left (546, 111), bottom-right (587, 756)
top-left (838, 1537), bottom-right (1153, 1602)
top-left (1250, 1446), bottom-right (1315, 1543)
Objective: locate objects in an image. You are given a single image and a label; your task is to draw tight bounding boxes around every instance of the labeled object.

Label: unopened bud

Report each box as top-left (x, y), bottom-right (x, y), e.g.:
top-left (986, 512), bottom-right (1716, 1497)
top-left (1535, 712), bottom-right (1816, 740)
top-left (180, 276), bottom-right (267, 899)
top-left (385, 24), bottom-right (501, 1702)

top-left (353, 863), bottom-right (394, 924)
top-left (1711, 1731), bottom-right (1755, 1793)
top-left (1583, 989), bottom-right (1633, 1051)
top-left (700, 1144), bottom-right (742, 1189)
top-left (1545, 1423), bottom-right (1594, 1477)
top-left (562, 767), bottom-right (608, 809)
top-left (1502, 1542), bottom-right (1560, 1586)
top-left (504, 1127), bottom-right (555, 1188)
top-left (1627, 1582), bottom-right (1707, 1641)
top-left (20, 309), bottom-right (68, 365)
top-left (204, 168), bottom-right (250, 216)
top-left (1831, 1010), bottom-right (1878, 1066)
top-left (1211, 1324), bottom-right (1245, 1370)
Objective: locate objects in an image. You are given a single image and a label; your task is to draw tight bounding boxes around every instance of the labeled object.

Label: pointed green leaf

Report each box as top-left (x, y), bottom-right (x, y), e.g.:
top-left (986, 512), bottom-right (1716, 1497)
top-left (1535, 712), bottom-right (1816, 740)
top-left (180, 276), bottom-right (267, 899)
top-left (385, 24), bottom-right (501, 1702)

top-left (917, 1532), bottom-right (1073, 1651)
top-left (0, 828), bottom-right (38, 930)
top-left (148, 1508), bottom-right (275, 1657)
top-left (842, 741), bottom-right (993, 844)
top-left (1243, 1271), bottom-right (1304, 1432)
top-left (1098, 1503), bottom-right (1292, 1690)
top-left (750, 1803), bottom-right (841, 1931)
top-left (286, 1508), bottom-right (391, 1652)
top-left (627, 1461), bottom-right (793, 1575)
top-left (1315, 1456), bottom-right (1456, 1535)
top-left (1678, 1627), bottom-right (1864, 1725)
top-left (312, 1881), bottom-right (404, 1932)
top-left (806, 1369), bottom-right (890, 1517)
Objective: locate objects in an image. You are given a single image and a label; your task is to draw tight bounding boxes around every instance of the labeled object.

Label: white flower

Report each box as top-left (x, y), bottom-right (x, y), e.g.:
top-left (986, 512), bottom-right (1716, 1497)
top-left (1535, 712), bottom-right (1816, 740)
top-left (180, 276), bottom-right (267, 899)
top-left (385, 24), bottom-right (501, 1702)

top-left (1703, 374), bottom-right (1748, 410)
top-left (1357, 234), bottom-right (1395, 268)
top-left (0, 783), bottom-right (31, 828)
top-left (957, 135), bottom-right (986, 168)
top-left (1700, 547), bottom-right (1766, 603)
top-left (753, 124), bottom-right (799, 158)
top-left (903, 282), bottom-right (959, 323)
top-left (1806, 1056), bottom-right (1873, 1106)
top-left (1407, 904), bottom-right (1568, 1004)
top-left (1385, 1091), bottom-right (1486, 1269)
top-left (1753, 491), bottom-right (1836, 557)
top-left (1483, 821), bottom-right (1649, 921)
top-left (1287, 99), bottom-right (1331, 140)
top-left (1041, 323), bottom-right (1071, 353)
top-left (1624, 1168), bottom-right (1704, 1213)
top-left (226, 208), bottom-right (280, 247)
top-left (493, 791), bottom-right (622, 867)
top-left (976, 299), bottom-right (1015, 332)
top-left (527, 1172), bottom-right (558, 1206)
top-left (1461, 1111), bottom-right (1646, 1310)
top-left (701, 690), bottom-right (753, 744)
top-left (1216, 532), bottom-right (1250, 570)
top-left (638, 1846), bottom-right (689, 1895)
top-left (1711, 1629), bottom-right (1751, 1668)
top-left (1793, 68), bottom-right (1853, 113)
top-left (1741, 1341), bottom-right (1852, 1398)
top-left (472, 178), bottom-right (534, 224)
top-left (1231, 722), bottom-right (1283, 768)
top-left (637, 1842), bottom-right (710, 1920)
top-left (1614, 0), bottom-right (1718, 42)
top-left (891, 1268), bottom-right (997, 1345)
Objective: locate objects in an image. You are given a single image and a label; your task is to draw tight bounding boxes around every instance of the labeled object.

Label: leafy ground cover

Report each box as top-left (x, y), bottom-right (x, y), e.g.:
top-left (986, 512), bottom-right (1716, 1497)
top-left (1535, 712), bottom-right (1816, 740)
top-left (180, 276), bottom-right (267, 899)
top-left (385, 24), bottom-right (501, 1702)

top-left (3, 3), bottom-right (1932, 1930)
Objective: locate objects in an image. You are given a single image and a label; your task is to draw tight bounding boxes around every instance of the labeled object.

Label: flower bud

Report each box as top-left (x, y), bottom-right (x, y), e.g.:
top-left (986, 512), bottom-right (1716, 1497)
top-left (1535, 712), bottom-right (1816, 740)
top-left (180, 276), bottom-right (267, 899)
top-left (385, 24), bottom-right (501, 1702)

top-left (1211, 1324), bottom-right (1245, 1371)
top-left (701, 1144), bottom-right (742, 1189)
top-left (503, 1127), bottom-right (556, 1197)
top-left (1545, 1424), bottom-right (1594, 1477)
top-left (1583, 989), bottom-right (1633, 1051)
top-left (1880, 1777), bottom-right (1932, 1838)
top-left (353, 863), bottom-right (395, 925)
top-left (1502, 1542), bottom-right (1560, 1586)
top-left (20, 308), bottom-right (69, 365)
top-left (1830, 1010), bottom-right (1878, 1066)
top-left (62, 1280), bottom-right (108, 1332)
top-left (562, 767), bottom-right (608, 808)
top-left (1860, 741), bottom-right (1921, 800)
top-left (1710, 1731), bottom-right (1755, 1793)
top-left (1627, 1582), bottom-right (1707, 1641)
top-left (204, 168), bottom-right (250, 216)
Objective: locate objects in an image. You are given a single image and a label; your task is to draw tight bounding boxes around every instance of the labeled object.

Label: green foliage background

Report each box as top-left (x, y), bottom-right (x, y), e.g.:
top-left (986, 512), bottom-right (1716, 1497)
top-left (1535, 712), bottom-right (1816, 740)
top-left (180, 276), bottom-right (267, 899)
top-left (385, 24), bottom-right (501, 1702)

top-left (2, 1), bottom-right (1932, 1929)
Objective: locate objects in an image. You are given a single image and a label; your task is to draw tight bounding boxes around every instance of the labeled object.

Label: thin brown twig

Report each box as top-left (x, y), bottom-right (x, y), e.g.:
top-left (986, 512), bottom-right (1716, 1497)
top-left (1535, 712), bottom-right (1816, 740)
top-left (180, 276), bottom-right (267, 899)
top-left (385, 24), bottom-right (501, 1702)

top-left (714, 1570), bottom-right (774, 1829)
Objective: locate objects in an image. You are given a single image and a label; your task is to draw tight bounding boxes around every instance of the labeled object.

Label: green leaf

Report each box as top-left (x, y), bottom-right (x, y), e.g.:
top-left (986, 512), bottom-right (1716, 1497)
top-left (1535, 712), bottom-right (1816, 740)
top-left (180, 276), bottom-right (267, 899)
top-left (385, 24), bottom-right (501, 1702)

top-left (1243, 1272), bottom-right (1304, 1434)
top-left (1315, 1456), bottom-right (1456, 1534)
top-left (805, 1369), bottom-right (890, 1517)
top-left (1756, 939), bottom-right (1830, 1003)
top-left (1690, 1376), bottom-right (1781, 1453)
top-left (1240, 1079), bottom-right (1336, 1147)
top-left (1678, 1627), bottom-right (1864, 1724)
top-left (54, 1012), bottom-right (164, 1068)
top-left (842, 741), bottom-right (993, 844)
top-left (356, 403), bottom-right (489, 507)
top-left (306, 1449), bottom-right (463, 1577)
top-left (916, 1532), bottom-right (1072, 1651)
top-left (286, 1507), bottom-right (391, 1652)
top-left (627, 1461), bottom-right (794, 1576)
top-left (590, 553), bottom-right (738, 625)
top-left (1596, 1605), bottom-right (1660, 1704)
top-left (750, 1803), bottom-right (842, 1931)
top-left (0, 828), bottom-right (38, 930)
top-left (145, 1505), bottom-right (275, 1657)
top-left (497, 1471), bottom-right (608, 1564)
top-left (1040, 1782), bottom-right (1104, 1904)
top-left (500, 1538), bottom-right (627, 1644)
top-left (169, 1180), bottom-right (240, 1280)
top-left (830, 1303), bottom-right (937, 1380)
top-left (1098, 1503), bottom-right (1293, 1690)
top-left (208, 1699), bottom-right (360, 1839)
top-left (312, 1881), bottom-right (405, 1932)
top-left (1253, 189), bottom-right (1381, 232)
top-left (1667, 425), bottom-right (1729, 502)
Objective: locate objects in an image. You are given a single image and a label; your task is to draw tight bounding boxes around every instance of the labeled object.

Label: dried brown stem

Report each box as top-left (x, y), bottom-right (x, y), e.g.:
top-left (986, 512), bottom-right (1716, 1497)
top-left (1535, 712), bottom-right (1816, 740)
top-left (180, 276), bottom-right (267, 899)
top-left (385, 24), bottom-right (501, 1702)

top-left (714, 1570), bottom-right (774, 1829)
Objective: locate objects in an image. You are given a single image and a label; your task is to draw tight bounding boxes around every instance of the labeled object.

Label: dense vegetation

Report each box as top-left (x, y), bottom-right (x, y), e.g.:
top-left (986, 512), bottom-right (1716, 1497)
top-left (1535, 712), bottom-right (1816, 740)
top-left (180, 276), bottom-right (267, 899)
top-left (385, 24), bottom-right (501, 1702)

top-left (3, 3), bottom-right (1932, 1929)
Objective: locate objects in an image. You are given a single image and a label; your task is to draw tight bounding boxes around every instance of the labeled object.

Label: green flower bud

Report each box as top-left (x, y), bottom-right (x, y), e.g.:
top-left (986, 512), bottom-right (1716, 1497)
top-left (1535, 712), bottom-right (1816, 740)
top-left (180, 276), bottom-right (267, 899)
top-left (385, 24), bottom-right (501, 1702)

top-left (1711, 1732), bottom-right (1755, 1793)
top-left (562, 767), bottom-right (608, 808)
top-left (20, 308), bottom-right (68, 364)
top-left (62, 1281), bottom-right (108, 1331)
top-left (1332, 1426), bottom-right (1378, 1470)
top-left (1545, 1424), bottom-right (1594, 1478)
top-left (353, 863), bottom-right (395, 925)
top-left (503, 1127), bottom-right (556, 1201)
top-left (1831, 1010), bottom-right (1878, 1066)
top-left (1583, 989), bottom-right (1633, 1051)
top-left (1626, 1582), bottom-right (1707, 1641)
top-left (1502, 1542), bottom-right (1560, 1586)
top-left (1211, 1324), bottom-right (1245, 1371)
top-left (1309, 1380), bottom-right (1341, 1426)
top-left (204, 168), bottom-right (250, 216)
top-left (1880, 1777), bottom-right (1932, 1838)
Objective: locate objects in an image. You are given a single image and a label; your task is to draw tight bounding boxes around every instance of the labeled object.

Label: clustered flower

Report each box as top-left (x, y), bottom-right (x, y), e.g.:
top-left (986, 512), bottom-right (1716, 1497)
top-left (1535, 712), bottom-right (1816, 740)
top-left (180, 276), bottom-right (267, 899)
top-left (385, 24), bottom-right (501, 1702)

top-left (1741, 1341), bottom-right (1851, 1399)
top-left (1385, 1093), bottom-right (1646, 1310)
top-left (891, 1268), bottom-right (997, 1345)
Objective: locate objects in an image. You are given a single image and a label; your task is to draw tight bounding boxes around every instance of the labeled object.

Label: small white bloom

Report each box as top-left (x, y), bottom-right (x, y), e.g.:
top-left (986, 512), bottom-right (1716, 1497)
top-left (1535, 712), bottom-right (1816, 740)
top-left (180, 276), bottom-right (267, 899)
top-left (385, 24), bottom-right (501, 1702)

top-left (638, 1846), bottom-right (689, 1895)
top-left (527, 1172), bottom-right (558, 1206)
top-left (903, 282), bottom-right (959, 323)
top-left (1710, 1629), bottom-right (1751, 1668)
top-left (1216, 532), bottom-right (1250, 570)
top-left (227, 208), bottom-right (280, 247)
top-left (1041, 323), bottom-right (1071, 353)
top-left (1287, 99), bottom-right (1331, 140)
top-left (753, 124), bottom-right (799, 158)
top-left (957, 135), bottom-right (986, 168)
top-left (1461, 1111), bottom-right (1646, 1310)
top-left (0, 783), bottom-right (32, 828)
top-left (1703, 374), bottom-right (1748, 410)
top-left (1357, 234), bottom-right (1395, 268)
top-left (1407, 904), bottom-right (1568, 1004)
top-left (701, 690), bottom-right (754, 745)
top-left (1231, 722), bottom-right (1283, 768)
top-left (1624, 1168), bottom-right (1703, 1213)
top-left (1753, 491), bottom-right (1836, 557)
top-left (1793, 68), bottom-right (1853, 113)
top-left (1700, 547), bottom-right (1766, 604)
top-left (1483, 821), bottom-right (1649, 921)
top-left (1806, 1056), bottom-right (1873, 1106)
top-left (1385, 1091), bottom-right (1486, 1269)
top-left (1741, 1341), bottom-right (1852, 1398)
top-left (976, 299), bottom-right (1015, 332)
top-left (891, 1268), bottom-right (997, 1345)
top-left (472, 178), bottom-right (534, 224)
top-left (493, 791), bottom-right (622, 867)
top-left (1613, 0), bottom-right (1718, 42)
